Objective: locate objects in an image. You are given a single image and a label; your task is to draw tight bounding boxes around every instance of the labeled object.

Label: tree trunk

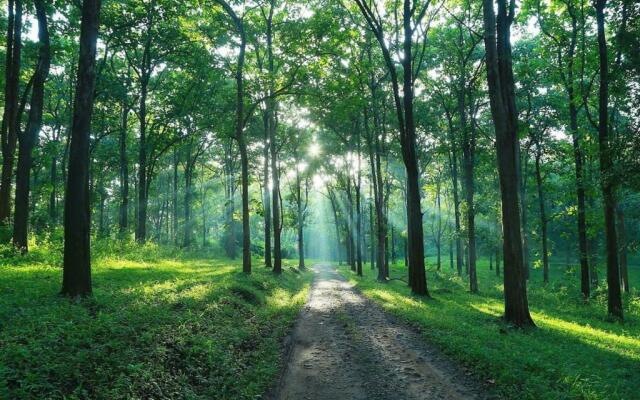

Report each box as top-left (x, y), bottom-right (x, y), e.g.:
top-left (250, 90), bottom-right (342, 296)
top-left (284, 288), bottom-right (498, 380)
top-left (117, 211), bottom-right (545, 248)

top-left (49, 154), bottom-right (57, 223)
top-left (173, 147), bottom-right (179, 244)
top-left (461, 97), bottom-right (477, 293)
top-left (435, 179), bottom-right (442, 271)
top-left (296, 169), bottom-right (305, 271)
top-left (269, 113), bottom-right (281, 273)
top-left (98, 181), bottom-right (106, 237)
top-left (346, 180), bottom-right (355, 271)
top-left (328, 188), bottom-right (342, 264)
top-left (482, 0), bottom-right (534, 327)
top-left (262, 112), bottom-right (272, 268)
top-left (201, 167), bottom-right (207, 247)
top-left (355, 0), bottom-right (427, 295)
top-left (218, 2), bottom-right (251, 274)
top-left (238, 134), bottom-right (250, 274)
top-left (615, 205), bottom-right (628, 293)
top-left (369, 190), bottom-right (375, 270)
top-left (263, 0), bottom-right (282, 275)
top-left (183, 143), bottom-right (194, 247)
top-left (534, 144), bottom-right (549, 284)
top-left (119, 103), bottom-right (129, 234)
top-left (595, 0), bottom-right (622, 319)
top-left (449, 237), bottom-right (454, 270)
top-left (356, 137), bottom-right (363, 277)
top-left (12, 0), bottom-right (50, 252)
top-left (61, 0), bottom-right (101, 297)
top-left (0, 0), bottom-right (23, 225)
top-left (223, 142), bottom-right (237, 258)
top-left (520, 151), bottom-right (530, 280)
top-left (135, 76), bottom-right (149, 243)
top-left (571, 101), bottom-right (590, 298)
top-left (447, 123), bottom-right (464, 276)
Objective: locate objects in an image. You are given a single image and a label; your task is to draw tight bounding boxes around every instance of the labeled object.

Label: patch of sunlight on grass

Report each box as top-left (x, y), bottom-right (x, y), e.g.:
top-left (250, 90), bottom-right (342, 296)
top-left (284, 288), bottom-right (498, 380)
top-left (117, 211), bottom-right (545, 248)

top-left (533, 312), bottom-right (640, 357)
top-left (177, 282), bottom-right (213, 302)
top-left (267, 284), bottom-right (310, 308)
top-left (97, 258), bottom-right (155, 270)
top-left (470, 302), bottom-right (503, 317)
top-left (365, 288), bottom-right (424, 309)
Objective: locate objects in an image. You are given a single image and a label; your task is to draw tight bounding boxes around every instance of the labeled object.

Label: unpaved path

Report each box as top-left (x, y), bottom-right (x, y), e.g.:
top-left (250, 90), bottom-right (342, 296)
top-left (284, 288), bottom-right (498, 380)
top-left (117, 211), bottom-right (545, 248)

top-left (271, 264), bottom-right (487, 400)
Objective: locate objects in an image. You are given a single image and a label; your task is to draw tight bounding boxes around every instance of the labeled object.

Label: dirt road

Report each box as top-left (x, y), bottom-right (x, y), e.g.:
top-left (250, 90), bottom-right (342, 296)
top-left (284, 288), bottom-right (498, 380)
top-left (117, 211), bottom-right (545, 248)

top-left (271, 264), bottom-right (486, 400)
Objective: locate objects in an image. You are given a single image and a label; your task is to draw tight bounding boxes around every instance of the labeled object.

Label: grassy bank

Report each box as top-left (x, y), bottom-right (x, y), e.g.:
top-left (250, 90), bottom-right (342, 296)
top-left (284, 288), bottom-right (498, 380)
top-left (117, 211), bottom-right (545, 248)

top-left (339, 259), bottom-right (640, 400)
top-left (0, 243), bottom-right (311, 399)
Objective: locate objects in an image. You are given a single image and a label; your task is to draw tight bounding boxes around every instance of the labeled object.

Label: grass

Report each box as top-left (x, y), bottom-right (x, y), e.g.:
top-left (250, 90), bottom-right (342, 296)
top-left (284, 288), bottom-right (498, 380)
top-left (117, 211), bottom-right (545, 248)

top-left (339, 258), bottom-right (640, 400)
top-left (0, 241), bottom-right (312, 399)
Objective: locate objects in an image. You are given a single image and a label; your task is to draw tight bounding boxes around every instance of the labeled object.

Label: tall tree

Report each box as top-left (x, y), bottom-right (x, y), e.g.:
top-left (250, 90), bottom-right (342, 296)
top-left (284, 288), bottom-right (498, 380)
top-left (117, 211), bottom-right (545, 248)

top-left (61, 0), bottom-right (102, 297)
top-left (12, 0), bottom-right (51, 251)
top-left (537, 0), bottom-right (591, 298)
top-left (215, 0), bottom-right (251, 274)
top-left (0, 0), bottom-right (23, 225)
top-left (482, 0), bottom-right (534, 327)
top-left (353, 0), bottom-right (431, 296)
top-left (594, 0), bottom-right (622, 319)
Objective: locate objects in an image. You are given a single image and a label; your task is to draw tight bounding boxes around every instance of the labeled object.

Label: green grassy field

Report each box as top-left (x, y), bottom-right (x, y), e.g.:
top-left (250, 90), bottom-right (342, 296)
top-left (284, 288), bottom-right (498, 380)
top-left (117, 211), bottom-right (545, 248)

top-left (0, 242), bottom-right (311, 400)
top-left (340, 258), bottom-right (640, 400)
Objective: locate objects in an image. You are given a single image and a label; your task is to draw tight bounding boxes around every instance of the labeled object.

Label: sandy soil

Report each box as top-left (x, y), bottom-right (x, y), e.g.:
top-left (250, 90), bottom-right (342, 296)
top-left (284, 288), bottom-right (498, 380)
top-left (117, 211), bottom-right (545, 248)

top-left (270, 264), bottom-right (489, 400)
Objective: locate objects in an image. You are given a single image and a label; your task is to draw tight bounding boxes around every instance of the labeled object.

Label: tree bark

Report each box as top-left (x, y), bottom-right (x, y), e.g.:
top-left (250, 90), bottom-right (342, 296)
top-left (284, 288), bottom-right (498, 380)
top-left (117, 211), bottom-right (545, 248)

top-left (296, 167), bottom-right (306, 270)
top-left (262, 111), bottom-right (272, 268)
top-left (49, 153), bottom-right (57, 223)
top-left (119, 102), bottom-right (129, 234)
top-left (401, 0), bottom-right (427, 296)
top-left (594, 0), bottom-right (622, 319)
top-left (0, 0), bottom-right (23, 225)
top-left (616, 205), bottom-right (628, 293)
top-left (173, 147), bottom-right (179, 244)
top-left (446, 114), bottom-right (464, 276)
top-left (12, 0), bottom-right (50, 251)
top-left (223, 141), bottom-right (237, 258)
top-left (571, 97), bottom-right (591, 298)
top-left (520, 150), bottom-right (530, 279)
top-left (183, 142), bottom-right (194, 247)
top-left (215, 0), bottom-right (250, 272)
top-left (234, 17), bottom-right (250, 274)
top-left (354, 0), bottom-right (428, 295)
top-left (461, 94), bottom-right (477, 293)
top-left (539, 1), bottom-right (590, 297)
top-left (356, 130), bottom-right (363, 277)
top-left (328, 187), bottom-right (342, 263)
top-left (134, 15), bottom-right (153, 244)
top-left (534, 144), bottom-right (549, 284)
top-left (482, 0), bottom-right (534, 327)
top-left (435, 178), bottom-right (442, 271)
top-left (61, 0), bottom-right (101, 297)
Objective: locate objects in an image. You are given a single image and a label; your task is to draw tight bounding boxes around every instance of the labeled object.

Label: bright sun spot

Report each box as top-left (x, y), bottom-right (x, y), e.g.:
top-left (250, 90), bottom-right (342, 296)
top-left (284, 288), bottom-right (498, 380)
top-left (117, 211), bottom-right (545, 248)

top-left (309, 142), bottom-right (321, 157)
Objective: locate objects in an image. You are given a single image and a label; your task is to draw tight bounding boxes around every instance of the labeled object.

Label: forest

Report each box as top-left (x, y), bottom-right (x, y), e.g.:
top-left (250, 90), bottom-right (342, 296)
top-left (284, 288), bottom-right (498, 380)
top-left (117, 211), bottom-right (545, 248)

top-left (1, 0), bottom-right (639, 399)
